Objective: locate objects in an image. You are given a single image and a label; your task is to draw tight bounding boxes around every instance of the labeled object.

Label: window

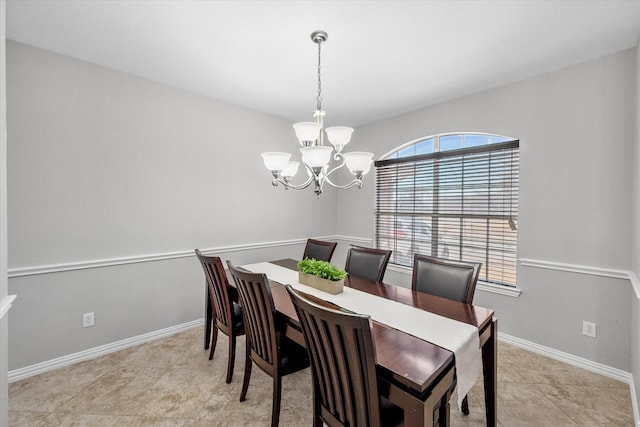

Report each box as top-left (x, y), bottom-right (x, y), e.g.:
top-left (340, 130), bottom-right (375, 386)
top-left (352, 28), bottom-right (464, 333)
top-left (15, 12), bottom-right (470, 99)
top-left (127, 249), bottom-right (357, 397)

top-left (375, 133), bottom-right (519, 287)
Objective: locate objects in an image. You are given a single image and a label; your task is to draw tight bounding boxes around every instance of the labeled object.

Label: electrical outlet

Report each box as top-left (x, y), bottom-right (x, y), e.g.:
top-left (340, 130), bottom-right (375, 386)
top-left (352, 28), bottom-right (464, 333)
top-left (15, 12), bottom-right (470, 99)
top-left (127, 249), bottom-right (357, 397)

top-left (582, 321), bottom-right (596, 338)
top-left (83, 312), bottom-right (95, 328)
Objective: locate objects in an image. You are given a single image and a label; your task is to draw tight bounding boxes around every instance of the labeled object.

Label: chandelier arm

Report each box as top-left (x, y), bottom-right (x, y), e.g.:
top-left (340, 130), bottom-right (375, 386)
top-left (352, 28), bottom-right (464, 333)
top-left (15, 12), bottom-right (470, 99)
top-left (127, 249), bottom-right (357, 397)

top-left (323, 176), bottom-right (364, 190)
top-left (271, 173), bottom-right (315, 190)
top-left (324, 153), bottom-right (347, 181)
top-left (323, 157), bottom-right (348, 180)
top-left (323, 160), bottom-right (364, 189)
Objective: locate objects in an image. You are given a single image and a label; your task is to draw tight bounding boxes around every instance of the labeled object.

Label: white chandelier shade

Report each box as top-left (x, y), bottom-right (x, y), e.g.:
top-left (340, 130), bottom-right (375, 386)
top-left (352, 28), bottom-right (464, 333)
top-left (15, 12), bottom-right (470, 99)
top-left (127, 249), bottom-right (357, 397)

top-left (343, 152), bottom-right (374, 176)
top-left (325, 126), bottom-right (354, 148)
top-left (293, 122), bottom-right (322, 144)
top-left (281, 161), bottom-right (300, 178)
top-left (260, 30), bottom-right (374, 197)
top-left (261, 152), bottom-right (291, 172)
top-left (300, 146), bottom-right (333, 169)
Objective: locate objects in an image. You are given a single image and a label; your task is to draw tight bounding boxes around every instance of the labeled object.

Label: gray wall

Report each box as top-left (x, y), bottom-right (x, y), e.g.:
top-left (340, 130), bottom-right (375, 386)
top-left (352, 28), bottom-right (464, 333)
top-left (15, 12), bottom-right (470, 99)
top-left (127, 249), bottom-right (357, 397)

top-left (632, 37), bottom-right (640, 420)
top-left (338, 49), bottom-right (636, 372)
top-left (1, 1), bottom-right (10, 425)
top-left (6, 41), bottom-right (338, 370)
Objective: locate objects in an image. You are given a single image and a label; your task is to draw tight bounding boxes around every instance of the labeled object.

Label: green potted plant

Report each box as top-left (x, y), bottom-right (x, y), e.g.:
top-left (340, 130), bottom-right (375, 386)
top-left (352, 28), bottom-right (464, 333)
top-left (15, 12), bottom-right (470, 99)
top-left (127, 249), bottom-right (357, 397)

top-left (297, 258), bottom-right (347, 294)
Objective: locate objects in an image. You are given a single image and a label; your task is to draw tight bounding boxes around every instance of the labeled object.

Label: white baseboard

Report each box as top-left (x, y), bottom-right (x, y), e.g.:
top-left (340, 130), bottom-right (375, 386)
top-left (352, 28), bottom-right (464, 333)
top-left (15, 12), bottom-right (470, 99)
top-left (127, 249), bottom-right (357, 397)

top-left (499, 332), bottom-right (632, 383)
top-left (499, 332), bottom-right (639, 426)
top-left (631, 374), bottom-right (640, 426)
top-left (8, 319), bottom-right (203, 383)
top-left (630, 271), bottom-right (640, 300)
top-left (0, 294), bottom-right (16, 320)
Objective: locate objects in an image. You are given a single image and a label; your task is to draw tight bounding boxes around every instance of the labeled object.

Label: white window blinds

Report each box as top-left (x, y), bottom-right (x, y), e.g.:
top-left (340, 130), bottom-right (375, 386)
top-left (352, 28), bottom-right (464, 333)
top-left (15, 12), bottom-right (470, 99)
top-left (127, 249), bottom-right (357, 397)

top-left (375, 140), bottom-right (519, 287)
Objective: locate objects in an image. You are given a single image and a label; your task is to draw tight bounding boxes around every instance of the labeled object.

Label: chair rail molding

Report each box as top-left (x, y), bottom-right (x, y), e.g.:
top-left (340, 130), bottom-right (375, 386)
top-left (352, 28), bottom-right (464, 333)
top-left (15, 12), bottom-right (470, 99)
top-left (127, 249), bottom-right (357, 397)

top-left (519, 258), bottom-right (630, 280)
top-left (7, 235), bottom-right (354, 278)
top-left (630, 271), bottom-right (640, 300)
top-left (9, 241), bottom-right (636, 300)
top-left (0, 295), bottom-right (16, 320)
top-left (332, 235), bottom-right (373, 245)
top-left (7, 238), bottom-right (319, 278)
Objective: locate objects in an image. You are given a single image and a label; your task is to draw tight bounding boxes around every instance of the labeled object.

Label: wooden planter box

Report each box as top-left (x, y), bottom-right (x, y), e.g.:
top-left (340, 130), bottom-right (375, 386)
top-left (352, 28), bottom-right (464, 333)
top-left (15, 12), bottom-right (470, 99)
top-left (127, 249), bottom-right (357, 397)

top-left (298, 272), bottom-right (344, 295)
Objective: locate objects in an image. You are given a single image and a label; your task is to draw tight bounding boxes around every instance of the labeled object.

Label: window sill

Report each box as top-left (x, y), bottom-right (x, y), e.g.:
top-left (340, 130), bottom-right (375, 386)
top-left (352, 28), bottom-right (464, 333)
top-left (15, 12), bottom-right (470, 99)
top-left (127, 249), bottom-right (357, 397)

top-left (386, 264), bottom-right (522, 298)
top-left (477, 281), bottom-right (521, 298)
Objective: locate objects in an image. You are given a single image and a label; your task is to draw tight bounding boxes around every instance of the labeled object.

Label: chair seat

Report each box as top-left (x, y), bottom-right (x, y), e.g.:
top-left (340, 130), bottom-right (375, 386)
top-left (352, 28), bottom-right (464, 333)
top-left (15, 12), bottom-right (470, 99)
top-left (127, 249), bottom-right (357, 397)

top-left (280, 336), bottom-right (310, 375)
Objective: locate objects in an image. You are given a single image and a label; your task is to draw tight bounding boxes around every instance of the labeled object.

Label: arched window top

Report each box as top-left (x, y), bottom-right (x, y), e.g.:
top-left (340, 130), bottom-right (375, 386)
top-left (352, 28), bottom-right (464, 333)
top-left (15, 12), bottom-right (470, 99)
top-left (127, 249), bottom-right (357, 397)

top-left (380, 132), bottom-right (515, 161)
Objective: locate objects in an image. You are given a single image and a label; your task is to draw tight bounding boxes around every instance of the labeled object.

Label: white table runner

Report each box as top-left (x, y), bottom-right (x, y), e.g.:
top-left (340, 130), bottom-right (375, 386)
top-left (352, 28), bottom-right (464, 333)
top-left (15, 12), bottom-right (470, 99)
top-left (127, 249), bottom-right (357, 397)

top-left (242, 262), bottom-right (480, 410)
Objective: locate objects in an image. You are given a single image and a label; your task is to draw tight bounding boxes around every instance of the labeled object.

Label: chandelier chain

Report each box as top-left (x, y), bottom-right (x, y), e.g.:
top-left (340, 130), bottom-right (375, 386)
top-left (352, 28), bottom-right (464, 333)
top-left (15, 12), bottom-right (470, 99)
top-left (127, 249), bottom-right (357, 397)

top-left (316, 41), bottom-right (322, 111)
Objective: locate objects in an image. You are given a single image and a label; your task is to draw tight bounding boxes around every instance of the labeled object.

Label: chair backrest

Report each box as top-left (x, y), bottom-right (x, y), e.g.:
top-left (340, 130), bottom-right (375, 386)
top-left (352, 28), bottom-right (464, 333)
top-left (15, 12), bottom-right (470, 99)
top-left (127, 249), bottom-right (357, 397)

top-left (286, 285), bottom-right (382, 427)
top-left (344, 245), bottom-right (392, 283)
top-left (226, 261), bottom-right (279, 370)
top-left (195, 249), bottom-right (234, 330)
top-left (303, 239), bottom-right (338, 262)
top-left (411, 254), bottom-right (482, 304)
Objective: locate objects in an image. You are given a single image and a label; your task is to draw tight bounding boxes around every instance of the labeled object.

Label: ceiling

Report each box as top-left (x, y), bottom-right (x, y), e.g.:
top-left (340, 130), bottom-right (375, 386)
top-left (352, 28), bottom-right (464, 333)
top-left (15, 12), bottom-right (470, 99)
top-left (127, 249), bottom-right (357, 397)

top-left (6, 0), bottom-right (640, 127)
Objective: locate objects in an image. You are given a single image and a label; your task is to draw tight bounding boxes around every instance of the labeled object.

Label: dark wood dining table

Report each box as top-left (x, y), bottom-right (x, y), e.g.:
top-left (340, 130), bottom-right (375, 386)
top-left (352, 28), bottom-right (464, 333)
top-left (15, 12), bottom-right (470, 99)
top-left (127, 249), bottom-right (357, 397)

top-left (204, 259), bottom-right (497, 427)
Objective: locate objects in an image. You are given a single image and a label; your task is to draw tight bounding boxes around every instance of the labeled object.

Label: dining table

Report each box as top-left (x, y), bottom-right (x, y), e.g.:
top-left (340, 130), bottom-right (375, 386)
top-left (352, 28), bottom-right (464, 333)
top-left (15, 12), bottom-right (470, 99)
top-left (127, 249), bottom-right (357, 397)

top-left (204, 258), bottom-right (497, 427)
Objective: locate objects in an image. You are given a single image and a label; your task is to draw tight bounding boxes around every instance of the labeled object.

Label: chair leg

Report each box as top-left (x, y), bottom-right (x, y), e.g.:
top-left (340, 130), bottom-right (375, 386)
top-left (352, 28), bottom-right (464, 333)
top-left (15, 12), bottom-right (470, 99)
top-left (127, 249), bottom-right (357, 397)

top-left (271, 375), bottom-right (282, 427)
top-left (208, 326), bottom-right (218, 360)
top-left (313, 401), bottom-right (323, 427)
top-left (240, 347), bottom-right (252, 402)
top-left (225, 333), bottom-right (236, 384)
top-left (204, 283), bottom-right (212, 350)
top-left (461, 394), bottom-right (469, 415)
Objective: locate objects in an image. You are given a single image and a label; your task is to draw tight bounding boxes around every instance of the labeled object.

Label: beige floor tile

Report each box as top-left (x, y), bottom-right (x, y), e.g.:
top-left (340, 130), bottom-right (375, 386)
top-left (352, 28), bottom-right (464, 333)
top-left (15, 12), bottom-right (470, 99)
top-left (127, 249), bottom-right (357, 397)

top-left (9, 356), bottom-right (116, 412)
top-left (496, 382), bottom-right (579, 426)
top-left (59, 367), bottom-right (165, 415)
top-left (498, 342), bottom-right (626, 389)
top-left (541, 383), bottom-right (635, 426)
top-left (9, 411), bottom-right (52, 427)
top-left (8, 327), bottom-right (636, 426)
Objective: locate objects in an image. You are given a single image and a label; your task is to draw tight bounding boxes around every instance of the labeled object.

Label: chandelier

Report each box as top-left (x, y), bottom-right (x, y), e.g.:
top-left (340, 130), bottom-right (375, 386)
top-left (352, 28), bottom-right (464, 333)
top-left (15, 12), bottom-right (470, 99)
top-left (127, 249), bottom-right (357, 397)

top-left (261, 30), bottom-right (374, 197)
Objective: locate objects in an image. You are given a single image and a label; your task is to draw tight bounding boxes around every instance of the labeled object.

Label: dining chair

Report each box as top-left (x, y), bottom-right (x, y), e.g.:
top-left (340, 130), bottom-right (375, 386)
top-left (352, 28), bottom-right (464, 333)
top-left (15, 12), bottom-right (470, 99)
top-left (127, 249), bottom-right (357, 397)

top-left (195, 249), bottom-right (245, 384)
top-left (411, 253), bottom-right (482, 415)
top-left (344, 245), bottom-right (392, 283)
top-left (286, 285), bottom-right (404, 427)
top-left (303, 238), bottom-right (338, 262)
top-left (226, 262), bottom-right (310, 427)
top-left (411, 254), bottom-right (482, 304)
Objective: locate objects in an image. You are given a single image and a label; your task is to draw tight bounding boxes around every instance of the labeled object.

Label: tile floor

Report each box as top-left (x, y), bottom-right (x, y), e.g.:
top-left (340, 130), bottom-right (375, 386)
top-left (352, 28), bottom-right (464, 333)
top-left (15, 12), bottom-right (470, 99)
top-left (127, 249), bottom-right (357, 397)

top-left (8, 326), bottom-right (635, 426)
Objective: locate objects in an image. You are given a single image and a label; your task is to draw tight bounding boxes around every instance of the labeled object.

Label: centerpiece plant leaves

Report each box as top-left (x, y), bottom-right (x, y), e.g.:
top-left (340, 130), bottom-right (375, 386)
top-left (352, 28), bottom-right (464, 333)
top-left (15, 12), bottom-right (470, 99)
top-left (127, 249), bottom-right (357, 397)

top-left (297, 258), bottom-right (347, 281)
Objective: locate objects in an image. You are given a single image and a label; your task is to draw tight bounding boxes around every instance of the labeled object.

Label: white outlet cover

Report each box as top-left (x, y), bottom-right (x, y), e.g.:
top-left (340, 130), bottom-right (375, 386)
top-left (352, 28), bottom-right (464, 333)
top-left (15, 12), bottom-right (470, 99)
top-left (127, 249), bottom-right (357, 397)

top-left (83, 312), bottom-right (95, 328)
top-left (582, 321), bottom-right (596, 338)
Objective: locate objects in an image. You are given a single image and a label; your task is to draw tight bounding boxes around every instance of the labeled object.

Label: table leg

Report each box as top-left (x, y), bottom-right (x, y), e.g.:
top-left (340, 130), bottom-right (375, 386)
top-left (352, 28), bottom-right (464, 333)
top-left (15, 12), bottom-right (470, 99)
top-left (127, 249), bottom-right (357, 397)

top-left (482, 317), bottom-right (498, 427)
top-left (381, 365), bottom-right (455, 427)
top-left (204, 282), bottom-right (212, 350)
